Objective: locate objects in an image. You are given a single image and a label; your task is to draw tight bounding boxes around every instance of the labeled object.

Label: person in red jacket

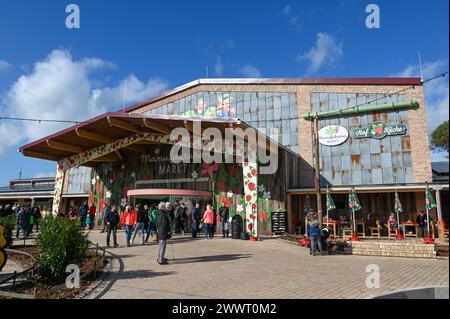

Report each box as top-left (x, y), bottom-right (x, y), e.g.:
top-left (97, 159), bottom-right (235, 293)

top-left (121, 203), bottom-right (137, 247)
top-left (89, 202), bottom-right (97, 230)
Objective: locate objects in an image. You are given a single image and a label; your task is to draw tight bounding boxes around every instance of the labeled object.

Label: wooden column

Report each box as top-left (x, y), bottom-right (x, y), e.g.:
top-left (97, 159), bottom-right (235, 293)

top-left (51, 164), bottom-right (66, 215)
top-left (243, 161), bottom-right (258, 237)
top-left (287, 193), bottom-right (293, 234)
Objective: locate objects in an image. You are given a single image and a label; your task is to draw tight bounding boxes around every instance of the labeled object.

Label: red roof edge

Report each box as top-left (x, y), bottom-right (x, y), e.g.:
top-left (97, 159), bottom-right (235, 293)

top-left (120, 77), bottom-right (422, 113)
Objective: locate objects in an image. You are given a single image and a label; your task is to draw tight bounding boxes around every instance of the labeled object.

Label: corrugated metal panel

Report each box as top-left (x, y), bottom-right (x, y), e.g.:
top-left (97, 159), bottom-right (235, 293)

top-left (372, 168), bottom-right (383, 184)
top-left (369, 138), bottom-right (381, 154)
top-left (361, 169), bottom-right (373, 184)
top-left (402, 151), bottom-right (412, 167)
top-left (331, 155), bottom-right (342, 172)
top-left (381, 153), bottom-right (393, 168)
top-left (351, 155), bottom-right (361, 168)
top-left (383, 168), bottom-right (394, 183)
top-left (401, 136), bottom-right (411, 151)
top-left (341, 156), bottom-right (351, 170)
top-left (352, 170), bottom-right (362, 184)
top-left (322, 156), bottom-right (332, 171)
top-left (379, 137), bottom-right (391, 153)
top-left (404, 167), bottom-right (414, 183)
top-left (341, 170), bottom-right (351, 185)
top-left (361, 153), bottom-right (371, 169)
top-left (370, 154), bottom-right (381, 168)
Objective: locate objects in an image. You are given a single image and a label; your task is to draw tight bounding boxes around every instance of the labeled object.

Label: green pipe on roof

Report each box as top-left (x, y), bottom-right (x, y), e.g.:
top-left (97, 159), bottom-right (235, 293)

top-left (303, 100), bottom-right (420, 121)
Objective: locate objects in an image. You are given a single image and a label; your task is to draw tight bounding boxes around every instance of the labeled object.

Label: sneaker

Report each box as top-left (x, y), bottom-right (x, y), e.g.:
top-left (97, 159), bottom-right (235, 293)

top-left (127, 243), bottom-right (131, 247)
top-left (114, 243), bottom-right (119, 248)
top-left (106, 244), bottom-right (111, 248)
top-left (158, 260), bottom-right (169, 265)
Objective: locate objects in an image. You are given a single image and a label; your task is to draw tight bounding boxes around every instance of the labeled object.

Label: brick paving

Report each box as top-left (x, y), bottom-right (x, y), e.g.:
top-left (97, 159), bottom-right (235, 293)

top-left (83, 230), bottom-right (448, 299)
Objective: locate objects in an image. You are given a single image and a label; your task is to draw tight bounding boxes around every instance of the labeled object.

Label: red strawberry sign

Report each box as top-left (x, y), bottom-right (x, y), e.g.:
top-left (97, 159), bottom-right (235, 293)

top-left (248, 182), bottom-right (256, 191)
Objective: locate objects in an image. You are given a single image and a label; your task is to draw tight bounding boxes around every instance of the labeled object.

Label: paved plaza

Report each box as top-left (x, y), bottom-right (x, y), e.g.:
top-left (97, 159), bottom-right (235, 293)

top-left (82, 230), bottom-right (449, 299)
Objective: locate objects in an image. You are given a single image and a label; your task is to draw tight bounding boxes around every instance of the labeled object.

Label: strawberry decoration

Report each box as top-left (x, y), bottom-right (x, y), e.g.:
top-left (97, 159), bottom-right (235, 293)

top-left (248, 182), bottom-right (256, 191)
top-left (246, 195), bottom-right (252, 202)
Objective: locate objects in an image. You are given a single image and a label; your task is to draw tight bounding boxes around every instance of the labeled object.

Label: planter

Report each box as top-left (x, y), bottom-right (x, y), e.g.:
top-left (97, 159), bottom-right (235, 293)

top-left (350, 236), bottom-right (361, 241)
top-left (396, 234), bottom-right (404, 239)
top-left (423, 237), bottom-right (435, 244)
top-left (250, 236), bottom-right (258, 241)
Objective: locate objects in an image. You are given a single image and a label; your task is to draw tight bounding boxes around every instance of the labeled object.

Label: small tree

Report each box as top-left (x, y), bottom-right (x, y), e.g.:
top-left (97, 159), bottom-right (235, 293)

top-left (36, 215), bottom-right (89, 283)
top-left (431, 120), bottom-right (449, 151)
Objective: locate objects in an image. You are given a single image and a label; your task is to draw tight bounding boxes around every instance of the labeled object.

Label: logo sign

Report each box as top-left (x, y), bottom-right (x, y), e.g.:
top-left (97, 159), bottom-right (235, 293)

top-left (352, 122), bottom-right (407, 139)
top-left (318, 125), bottom-right (349, 146)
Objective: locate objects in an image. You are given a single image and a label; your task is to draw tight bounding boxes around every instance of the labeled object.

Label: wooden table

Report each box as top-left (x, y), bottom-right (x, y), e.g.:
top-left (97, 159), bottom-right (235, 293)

top-left (401, 222), bottom-right (418, 238)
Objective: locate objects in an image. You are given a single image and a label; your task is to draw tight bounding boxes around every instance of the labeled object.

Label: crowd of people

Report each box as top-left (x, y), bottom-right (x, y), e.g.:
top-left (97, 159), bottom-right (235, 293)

top-left (0, 204), bottom-right (42, 238)
top-left (98, 200), bottom-right (233, 265)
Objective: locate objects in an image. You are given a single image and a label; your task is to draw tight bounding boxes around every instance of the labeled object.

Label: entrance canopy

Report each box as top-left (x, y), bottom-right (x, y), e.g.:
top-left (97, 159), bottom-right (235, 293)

top-left (19, 112), bottom-right (272, 166)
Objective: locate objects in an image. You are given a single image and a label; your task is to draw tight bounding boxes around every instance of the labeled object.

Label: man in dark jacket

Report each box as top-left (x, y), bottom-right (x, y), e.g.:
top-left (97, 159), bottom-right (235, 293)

top-left (191, 203), bottom-right (201, 238)
top-left (219, 202), bottom-right (230, 238)
top-left (416, 211), bottom-right (428, 238)
top-left (79, 202), bottom-right (88, 229)
top-left (156, 202), bottom-right (172, 265)
top-left (104, 205), bottom-right (120, 247)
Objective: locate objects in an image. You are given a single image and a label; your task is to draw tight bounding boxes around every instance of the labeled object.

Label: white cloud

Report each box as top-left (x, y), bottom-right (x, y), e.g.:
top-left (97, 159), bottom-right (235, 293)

top-left (214, 55), bottom-right (224, 76)
top-left (394, 59), bottom-right (449, 159)
top-left (282, 5), bottom-right (291, 15)
top-left (297, 32), bottom-right (343, 74)
top-left (393, 59), bottom-right (449, 132)
top-left (0, 49), bottom-right (168, 156)
top-left (238, 65), bottom-right (262, 78)
top-left (0, 59), bottom-right (12, 71)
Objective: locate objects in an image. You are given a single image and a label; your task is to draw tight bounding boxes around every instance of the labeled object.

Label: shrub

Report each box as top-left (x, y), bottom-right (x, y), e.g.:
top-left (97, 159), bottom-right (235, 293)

top-left (36, 215), bottom-right (89, 282)
top-left (0, 215), bottom-right (16, 247)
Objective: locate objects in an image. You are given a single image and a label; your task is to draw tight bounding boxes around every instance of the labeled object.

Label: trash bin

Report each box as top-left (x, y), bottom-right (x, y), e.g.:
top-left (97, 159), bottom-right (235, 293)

top-left (231, 215), bottom-right (243, 239)
top-left (240, 232), bottom-right (250, 240)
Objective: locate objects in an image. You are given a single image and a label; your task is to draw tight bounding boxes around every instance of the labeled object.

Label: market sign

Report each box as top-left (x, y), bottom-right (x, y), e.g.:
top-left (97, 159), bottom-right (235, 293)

top-left (352, 122), bottom-right (407, 139)
top-left (318, 125), bottom-right (349, 146)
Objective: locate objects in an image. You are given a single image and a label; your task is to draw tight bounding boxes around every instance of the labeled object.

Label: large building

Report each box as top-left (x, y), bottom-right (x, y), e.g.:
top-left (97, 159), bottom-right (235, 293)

top-left (18, 78), bottom-right (449, 236)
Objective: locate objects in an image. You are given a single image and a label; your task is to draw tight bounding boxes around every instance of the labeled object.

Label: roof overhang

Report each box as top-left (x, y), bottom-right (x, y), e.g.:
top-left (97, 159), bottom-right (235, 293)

top-left (19, 113), bottom-right (292, 166)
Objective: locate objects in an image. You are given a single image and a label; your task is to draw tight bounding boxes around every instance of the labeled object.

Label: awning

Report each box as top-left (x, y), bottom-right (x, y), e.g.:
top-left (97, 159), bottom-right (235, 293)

top-left (19, 112), bottom-right (289, 166)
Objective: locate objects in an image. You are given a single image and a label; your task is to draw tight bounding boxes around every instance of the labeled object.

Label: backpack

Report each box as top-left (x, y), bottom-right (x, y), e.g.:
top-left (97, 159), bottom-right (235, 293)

top-left (109, 211), bottom-right (120, 226)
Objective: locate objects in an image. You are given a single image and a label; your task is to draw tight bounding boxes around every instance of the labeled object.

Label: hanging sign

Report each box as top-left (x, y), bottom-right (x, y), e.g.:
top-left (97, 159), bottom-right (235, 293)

top-left (352, 122), bottom-right (407, 139)
top-left (318, 125), bottom-right (349, 146)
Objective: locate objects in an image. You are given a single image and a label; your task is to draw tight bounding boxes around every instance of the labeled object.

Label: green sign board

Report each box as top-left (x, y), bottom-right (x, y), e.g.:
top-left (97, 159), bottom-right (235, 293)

top-left (352, 122), bottom-right (407, 139)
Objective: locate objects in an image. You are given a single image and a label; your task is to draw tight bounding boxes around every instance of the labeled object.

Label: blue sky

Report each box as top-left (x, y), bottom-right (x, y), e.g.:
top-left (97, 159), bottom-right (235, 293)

top-left (0, 0), bottom-right (448, 185)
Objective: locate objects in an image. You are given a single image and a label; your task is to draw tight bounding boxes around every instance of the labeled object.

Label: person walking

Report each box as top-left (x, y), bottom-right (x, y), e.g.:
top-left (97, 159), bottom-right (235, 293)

top-left (33, 206), bottom-right (42, 232)
top-left (191, 203), bottom-right (201, 238)
top-left (104, 205), bottom-right (120, 247)
top-left (131, 204), bottom-right (146, 245)
top-left (121, 203), bottom-right (137, 247)
top-left (143, 204), bottom-right (150, 237)
top-left (78, 202), bottom-right (88, 229)
top-left (203, 204), bottom-right (214, 240)
top-left (145, 204), bottom-right (158, 242)
top-left (307, 212), bottom-right (322, 256)
top-left (100, 205), bottom-right (110, 233)
top-left (16, 207), bottom-right (25, 239)
top-left (416, 211), bottom-right (427, 238)
top-left (219, 202), bottom-right (230, 238)
top-left (177, 202), bottom-right (188, 235)
top-left (156, 202), bottom-right (172, 265)
top-left (88, 202), bottom-right (97, 230)
top-left (211, 206), bottom-right (217, 238)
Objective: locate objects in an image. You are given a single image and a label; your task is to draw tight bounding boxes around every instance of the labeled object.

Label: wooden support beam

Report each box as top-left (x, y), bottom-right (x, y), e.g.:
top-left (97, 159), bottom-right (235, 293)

top-left (143, 118), bottom-right (171, 134)
top-left (76, 128), bottom-right (113, 144)
top-left (91, 153), bottom-right (120, 162)
top-left (76, 128), bottom-right (146, 153)
top-left (107, 116), bottom-right (141, 133)
top-left (23, 150), bottom-right (59, 162)
top-left (114, 150), bottom-right (123, 160)
top-left (46, 139), bottom-right (87, 154)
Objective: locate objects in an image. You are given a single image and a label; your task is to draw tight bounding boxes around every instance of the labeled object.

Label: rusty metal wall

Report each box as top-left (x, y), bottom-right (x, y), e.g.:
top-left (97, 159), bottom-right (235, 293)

top-left (312, 92), bottom-right (412, 186)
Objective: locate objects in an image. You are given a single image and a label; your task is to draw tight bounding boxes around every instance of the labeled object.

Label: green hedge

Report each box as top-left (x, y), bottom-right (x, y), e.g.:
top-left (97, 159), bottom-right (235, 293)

top-left (0, 215), bottom-right (15, 247)
top-left (36, 215), bottom-right (89, 282)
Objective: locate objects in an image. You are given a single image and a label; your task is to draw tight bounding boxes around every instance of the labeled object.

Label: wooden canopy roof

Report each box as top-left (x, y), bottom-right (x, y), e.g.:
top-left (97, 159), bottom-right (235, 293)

top-left (19, 112), bottom-right (289, 166)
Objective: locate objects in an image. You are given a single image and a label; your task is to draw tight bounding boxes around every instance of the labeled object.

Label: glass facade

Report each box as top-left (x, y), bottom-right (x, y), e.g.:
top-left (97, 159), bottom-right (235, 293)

top-left (311, 92), bottom-right (413, 186)
top-left (145, 91), bottom-right (299, 152)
